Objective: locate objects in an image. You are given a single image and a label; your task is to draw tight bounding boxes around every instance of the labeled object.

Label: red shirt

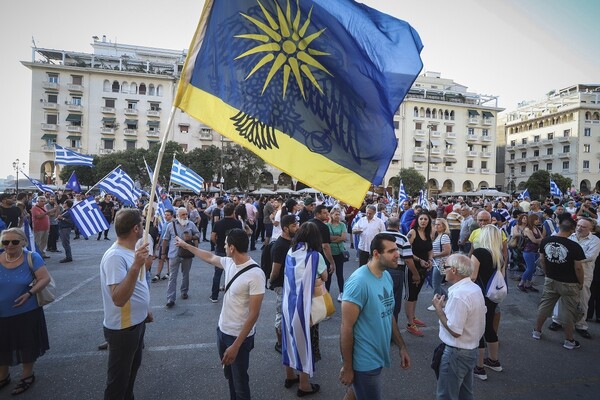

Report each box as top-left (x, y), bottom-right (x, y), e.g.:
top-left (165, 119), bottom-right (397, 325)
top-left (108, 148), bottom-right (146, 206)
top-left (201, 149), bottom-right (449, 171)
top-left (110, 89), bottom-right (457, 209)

top-left (31, 204), bottom-right (49, 232)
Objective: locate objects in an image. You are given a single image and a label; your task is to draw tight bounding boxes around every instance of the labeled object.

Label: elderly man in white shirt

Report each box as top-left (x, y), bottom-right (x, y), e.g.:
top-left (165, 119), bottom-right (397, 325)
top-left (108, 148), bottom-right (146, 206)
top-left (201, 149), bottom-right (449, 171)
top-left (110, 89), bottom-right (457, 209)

top-left (432, 253), bottom-right (486, 400)
top-left (352, 204), bottom-right (386, 266)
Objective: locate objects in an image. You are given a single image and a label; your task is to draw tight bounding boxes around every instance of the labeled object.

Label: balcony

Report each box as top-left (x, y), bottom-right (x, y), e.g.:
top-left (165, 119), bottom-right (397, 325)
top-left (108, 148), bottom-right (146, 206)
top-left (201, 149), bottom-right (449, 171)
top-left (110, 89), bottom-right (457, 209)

top-left (516, 143), bottom-right (528, 150)
top-left (466, 168), bottom-right (476, 173)
top-left (102, 107), bottom-right (116, 114)
top-left (541, 154), bottom-right (554, 160)
top-left (506, 159), bottom-right (516, 165)
top-left (585, 119), bottom-right (600, 125)
top-left (414, 129), bottom-right (425, 137)
top-left (41, 101), bottom-right (58, 110)
top-left (481, 169), bottom-right (491, 174)
top-left (147, 110), bottom-right (160, 117)
top-left (41, 123), bottom-right (58, 131)
top-left (444, 149), bottom-right (456, 156)
top-left (506, 146), bottom-right (516, 152)
top-left (430, 165), bottom-right (440, 172)
top-left (466, 151), bottom-right (478, 157)
top-left (558, 152), bottom-right (571, 159)
top-left (42, 145), bottom-right (55, 152)
top-left (67, 104), bottom-right (83, 112)
top-left (445, 132), bottom-right (456, 139)
top-left (414, 147), bottom-right (425, 154)
top-left (124, 129), bottom-right (138, 136)
top-left (430, 148), bottom-right (441, 155)
top-left (481, 152), bottom-right (492, 158)
top-left (558, 136), bottom-right (571, 143)
top-left (124, 108), bottom-right (138, 116)
top-left (99, 149), bottom-right (115, 155)
top-left (482, 118), bottom-right (493, 126)
top-left (480, 136), bottom-right (492, 142)
top-left (466, 135), bottom-right (478, 142)
top-left (517, 158), bottom-right (527, 164)
top-left (67, 84), bottom-right (83, 92)
top-left (541, 139), bottom-right (555, 146)
top-left (147, 130), bottom-right (160, 137)
top-left (414, 164), bottom-right (424, 171)
top-left (468, 117), bottom-right (480, 125)
top-left (530, 141), bottom-right (541, 148)
top-left (444, 166), bottom-right (455, 173)
top-left (430, 131), bottom-right (441, 138)
top-left (101, 127), bottom-right (115, 134)
top-left (199, 133), bottom-right (214, 141)
top-left (66, 125), bottom-right (82, 133)
top-left (42, 81), bottom-right (59, 90)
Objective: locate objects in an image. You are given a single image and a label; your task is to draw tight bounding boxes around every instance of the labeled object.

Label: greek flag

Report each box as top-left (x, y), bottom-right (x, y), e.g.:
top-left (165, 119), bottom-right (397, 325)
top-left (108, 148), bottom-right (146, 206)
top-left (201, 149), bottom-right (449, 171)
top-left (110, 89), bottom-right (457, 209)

top-left (170, 159), bottom-right (204, 194)
top-left (386, 192), bottom-right (396, 207)
top-left (351, 211), bottom-right (363, 250)
top-left (22, 215), bottom-right (41, 256)
top-left (98, 168), bottom-right (139, 206)
top-left (550, 179), bottom-right (563, 197)
top-left (518, 188), bottom-right (530, 201)
top-left (21, 171), bottom-right (55, 195)
top-left (398, 179), bottom-right (409, 203)
top-left (419, 189), bottom-right (429, 210)
top-left (69, 196), bottom-right (110, 238)
top-left (54, 144), bottom-right (94, 167)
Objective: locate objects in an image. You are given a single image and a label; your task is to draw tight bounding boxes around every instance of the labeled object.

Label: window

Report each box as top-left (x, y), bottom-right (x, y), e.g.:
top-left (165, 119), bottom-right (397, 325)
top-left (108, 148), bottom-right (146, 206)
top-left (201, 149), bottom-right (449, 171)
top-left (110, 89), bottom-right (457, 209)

top-left (510, 153), bottom-right (515, 160)
top-left (149, 102), bottom-right (160, 111)
top-left (46, 114), bottom-right (58, 124)
top-left (521, 165), bottom-right (526, 173)
top-left (179, 124), bottom-right (189, 133)
top-left (563, 129), bottom-right (570, 137)
top-left (533, 135), bottom-right (540, 142)
top-left (584, 144), bottom-right (590, 153)
top-left (104, 98), bottom-right (115, 108)
top-left (103, 80), bottom-right (111, 92)
top-left (71, 75), bottom-right (82, 85)
top-left (468, 144), bottom-right (474, 151)
top-left (69, 139), bottom-right (81, 148)
top-left (510, 140), bottom-right (516, 146)
top-left (103, 140), bottom-right (114, 150)
top-left (415, 140), bottom-right (422, 147)
top-left (415, 122), bottom-right (422, 130)
top-left (482, 129), bottom-right (489, 136)
top-left (468, 128), bottom-right (475, 135)
top-left (126, 120), bottom-right (138, 129)
top-left (47, 94), bottom-right (58, 103)
top-left (126, 141), bottom-right (136, 150)
top-left (521, 138), bottom-right (527, 144)
top-left (180, 144), bottom-right (188, 152)
top-left (533, 150), bottom-right (539, 157)
top-left (467, 160), bottom-right (473, 168)
top-left (71, 96), bottom-right (82, 105)
top-left (446, 125), bottom-right (453, 133)
top-left (547, 132), bottom-right (553, 140)
top-left (482, 145), bottom-right (488, 152)
top-left (583, 160), bottom-right (590, 169)
top-left (546, 163), bottom-right (552, 171)
top-left (149, 84), bottom-right (155, 96)
top-left (139, 83), bottom-right (147, 95)
top-left (584, 128), bottom-right (591, 137)
top-left (127, 101), bottom-right (137, 110)
top-left (564, 145), bottom-right (571, 153)
top-left (413, 107), bottom-right (418, 117)
top-left (47, 73), bottom-right (59, 83)
top-left (562, 161), bottom-right (569, 170)
top-left (521, 151), bottom-right (526, 159)
top-left (533, 164), bottom-right (539, 172)
top-left (547, 148), bottom-right (553, 155)
top-left (481, 161), bottom-right (487, 169)
top-left (112, 81), bottom-right (120, 93)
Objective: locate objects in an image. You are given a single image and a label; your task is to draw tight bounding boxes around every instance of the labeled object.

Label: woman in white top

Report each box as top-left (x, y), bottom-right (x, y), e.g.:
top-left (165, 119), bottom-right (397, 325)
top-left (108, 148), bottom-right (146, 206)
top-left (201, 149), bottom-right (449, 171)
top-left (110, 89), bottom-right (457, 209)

top-left (428, 218), bottom-right (452, 311)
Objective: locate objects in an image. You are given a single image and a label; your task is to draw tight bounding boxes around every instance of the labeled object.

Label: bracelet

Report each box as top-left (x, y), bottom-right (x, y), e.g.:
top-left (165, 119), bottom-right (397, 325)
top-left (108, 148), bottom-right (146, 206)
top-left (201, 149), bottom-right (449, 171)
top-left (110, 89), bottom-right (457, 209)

top-left (27, 290), bottom-right (34, 297)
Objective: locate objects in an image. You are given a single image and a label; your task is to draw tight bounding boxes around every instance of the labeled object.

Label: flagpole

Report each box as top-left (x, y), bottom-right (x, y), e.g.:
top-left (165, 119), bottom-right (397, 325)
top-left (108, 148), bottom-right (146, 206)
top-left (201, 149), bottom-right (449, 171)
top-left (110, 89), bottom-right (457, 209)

top-left (166, 154), bottom-right (175, 196)
top-left (85, 164), bottom-right (122, 196)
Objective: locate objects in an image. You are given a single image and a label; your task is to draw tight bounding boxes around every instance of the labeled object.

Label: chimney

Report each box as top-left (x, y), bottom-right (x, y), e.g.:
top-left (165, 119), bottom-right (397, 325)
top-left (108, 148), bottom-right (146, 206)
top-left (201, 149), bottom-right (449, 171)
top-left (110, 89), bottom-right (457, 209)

top-left (102, 35), bottom-right (107, 43)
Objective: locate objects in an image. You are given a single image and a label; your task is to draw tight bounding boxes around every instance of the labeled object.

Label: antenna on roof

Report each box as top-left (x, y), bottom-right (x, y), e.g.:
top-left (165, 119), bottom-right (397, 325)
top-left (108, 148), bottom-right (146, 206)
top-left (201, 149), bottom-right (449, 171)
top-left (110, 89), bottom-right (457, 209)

top-left (32, 36), bottom-right (38, 49)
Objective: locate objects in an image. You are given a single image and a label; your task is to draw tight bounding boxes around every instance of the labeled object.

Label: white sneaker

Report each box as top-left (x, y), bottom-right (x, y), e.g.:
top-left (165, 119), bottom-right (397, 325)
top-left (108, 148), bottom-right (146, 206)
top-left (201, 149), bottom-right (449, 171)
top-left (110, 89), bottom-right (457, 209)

top-left (532, 330), bottom-right (542, 340)
top-left (563, 339), bottom-right (580, 350)
top-left (337, 293), bottom-right (343, 302)
top-left (427, 305), bottom-right (436, 311)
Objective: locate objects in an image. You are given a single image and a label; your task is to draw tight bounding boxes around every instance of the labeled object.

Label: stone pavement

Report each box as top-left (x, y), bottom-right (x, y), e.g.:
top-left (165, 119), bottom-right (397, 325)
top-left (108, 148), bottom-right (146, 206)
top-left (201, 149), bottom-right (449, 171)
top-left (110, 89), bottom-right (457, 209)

top-left (6, 228), bottom-right (600, 399)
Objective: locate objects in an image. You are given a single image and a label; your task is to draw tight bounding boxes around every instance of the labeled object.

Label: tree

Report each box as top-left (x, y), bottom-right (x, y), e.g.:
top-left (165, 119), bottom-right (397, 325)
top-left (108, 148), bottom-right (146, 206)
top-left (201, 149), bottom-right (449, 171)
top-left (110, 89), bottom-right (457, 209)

top-left (145, 141), bottom-right (186, 186)
top-left (395, 168), bottom-right (426, 198)
top-left (221, 145), bottom-right (265, 191)
top-left (183, 145), bottom-right (221, 185)
top-left (524, 170), bottom-right (573, 200)
top-left (58, 164), bottom-right (98, 187)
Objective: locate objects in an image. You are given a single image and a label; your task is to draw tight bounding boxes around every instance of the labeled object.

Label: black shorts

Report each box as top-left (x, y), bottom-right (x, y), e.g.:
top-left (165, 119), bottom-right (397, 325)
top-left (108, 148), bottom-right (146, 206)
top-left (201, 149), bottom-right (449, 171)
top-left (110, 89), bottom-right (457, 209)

top-left (264, 223), bottom-right (273, 238)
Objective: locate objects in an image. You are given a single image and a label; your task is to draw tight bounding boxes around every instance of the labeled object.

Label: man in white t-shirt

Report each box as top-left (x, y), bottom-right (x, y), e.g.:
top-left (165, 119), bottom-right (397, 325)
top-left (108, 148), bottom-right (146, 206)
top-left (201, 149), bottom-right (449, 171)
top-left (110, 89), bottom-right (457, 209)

top-left (100, 208), bottom-right (151, 400)
top-left (175, 228), bottom-right (265, 399)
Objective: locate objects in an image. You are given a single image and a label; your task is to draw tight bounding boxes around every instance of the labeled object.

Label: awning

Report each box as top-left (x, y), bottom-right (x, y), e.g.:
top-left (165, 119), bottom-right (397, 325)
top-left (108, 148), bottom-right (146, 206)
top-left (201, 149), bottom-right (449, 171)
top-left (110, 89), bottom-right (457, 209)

top-left (125, 99), bottom-right (139, 103)
top-left (413, 155), bottom-right (426, 162)
top-left (41, 134), bottom-right (57, 140)
top-left (66, 135), bottom-right (81, 140)
top-left (178, 123), bottom-right (190, 127)
top-left (445, 140), bottom-right (456, 145)
top-left (430, 138), bottom-right (441, 146)
top-left (124, 139), bottom-right (137, 142)
top-left (430, 156), bottom-right (443, 163)
top-left (468, 109), bottom-right (480, 116)
top-left (147, 121), bottom-right (160, 127)
top-left (444, 157), bottom-right (458, 163)
top-left (148, 140), bottom-right (159, 145)
top-left (102, 138), bottom-right (114, 142)
top-left (102, 117), bottom-right (115, 123)
top-left (66, 114), bottom-right (81, 122)
top-left (482, 111), bottom-right (494, 118)
top-left (124, 119), bottom-right (138, 125)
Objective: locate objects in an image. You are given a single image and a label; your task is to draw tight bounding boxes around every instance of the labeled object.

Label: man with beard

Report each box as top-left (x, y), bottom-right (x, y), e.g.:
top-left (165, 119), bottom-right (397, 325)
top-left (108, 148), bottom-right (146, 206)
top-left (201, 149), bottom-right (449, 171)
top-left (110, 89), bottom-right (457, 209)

top-left (162, 207), bottom-right (200, 308)
top-left (268, 214), bottom-right (299, 353)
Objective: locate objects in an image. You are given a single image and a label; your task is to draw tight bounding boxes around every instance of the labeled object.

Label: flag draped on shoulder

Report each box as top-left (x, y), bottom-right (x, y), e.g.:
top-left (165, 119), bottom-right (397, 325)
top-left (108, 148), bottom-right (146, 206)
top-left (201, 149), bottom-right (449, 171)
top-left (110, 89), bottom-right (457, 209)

top-left (69, 196), bottom-right (110, 239)
top-left (97, 168), bottom-right (139, 206)
top-left (65, 171), bottom-right (82, 193)
top-left (170, 158), bottom-right (205, 194)
top-left (54, 144), bottom-right (94, 167)
top-left (550, 179), bottom-right (562, 197)
top-left (174, 0), bottom-right (423, 207)
top-left (21, 171), bottom-right (55, 195)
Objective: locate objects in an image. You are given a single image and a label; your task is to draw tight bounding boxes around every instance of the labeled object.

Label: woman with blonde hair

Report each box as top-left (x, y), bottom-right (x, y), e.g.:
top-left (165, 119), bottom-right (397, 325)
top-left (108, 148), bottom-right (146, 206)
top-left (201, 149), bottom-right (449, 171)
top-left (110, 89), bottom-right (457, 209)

top-left (0, 228), bottom-right (51, 395)
top-left (470, 224), bottom-right (505, 381)
top-left (428, 218), bottom-right (451, 311)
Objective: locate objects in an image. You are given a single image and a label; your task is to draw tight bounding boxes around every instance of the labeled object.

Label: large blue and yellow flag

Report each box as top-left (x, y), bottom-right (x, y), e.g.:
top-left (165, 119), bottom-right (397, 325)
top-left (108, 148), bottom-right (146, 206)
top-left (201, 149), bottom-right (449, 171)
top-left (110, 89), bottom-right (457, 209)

top-left (175, 0), bottom-right (423, 206)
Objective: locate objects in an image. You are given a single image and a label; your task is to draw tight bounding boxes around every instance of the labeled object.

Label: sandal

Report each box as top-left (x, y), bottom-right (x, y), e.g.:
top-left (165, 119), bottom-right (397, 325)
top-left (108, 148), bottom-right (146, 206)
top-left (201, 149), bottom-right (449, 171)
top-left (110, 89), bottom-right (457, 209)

top-left (11, 374), bottom-right (35, 396)
top-left (297, 383), bottom-right (320, 397)
top-left (284, 375), bottom-right (300, 388)
top-left (0, 374), bottom-right (10, 389)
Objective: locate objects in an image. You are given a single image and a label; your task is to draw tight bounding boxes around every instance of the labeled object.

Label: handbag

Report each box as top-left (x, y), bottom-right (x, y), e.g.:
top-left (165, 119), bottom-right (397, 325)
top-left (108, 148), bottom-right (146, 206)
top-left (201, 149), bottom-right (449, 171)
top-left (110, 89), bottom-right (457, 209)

top-left (26, 251), bottom-right (56, 307)
top-left (173, 221), bottom-right (196, 258)
top-left (310, 278), bottom-right (335, 325)
top-left (342, 250), bottom-right (350, 262)
top-left (431, 342), bottom-right (446, 379)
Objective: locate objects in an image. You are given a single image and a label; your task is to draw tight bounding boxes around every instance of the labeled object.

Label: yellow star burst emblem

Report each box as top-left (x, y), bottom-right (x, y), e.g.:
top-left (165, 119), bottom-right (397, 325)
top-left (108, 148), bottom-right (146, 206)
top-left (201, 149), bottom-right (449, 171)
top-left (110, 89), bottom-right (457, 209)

top-left (235, 0), bottom-right (332, 99)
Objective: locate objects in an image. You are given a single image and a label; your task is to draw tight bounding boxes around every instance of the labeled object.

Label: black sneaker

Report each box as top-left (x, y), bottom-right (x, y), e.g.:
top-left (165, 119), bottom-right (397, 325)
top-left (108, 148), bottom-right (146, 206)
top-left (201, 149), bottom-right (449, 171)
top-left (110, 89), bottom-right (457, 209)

top-left (166, 301), bottom-right (175, 308)
top-left (275, 342), bottom-right (282, 354)
top-left (548, 322), bottom-right (562, 331)
top-left (563, 339), bottom-right (580, 350)
top-left (473, 366), bottom-right (487, 381)
top-left (151, 275), bottom-right (160, 283)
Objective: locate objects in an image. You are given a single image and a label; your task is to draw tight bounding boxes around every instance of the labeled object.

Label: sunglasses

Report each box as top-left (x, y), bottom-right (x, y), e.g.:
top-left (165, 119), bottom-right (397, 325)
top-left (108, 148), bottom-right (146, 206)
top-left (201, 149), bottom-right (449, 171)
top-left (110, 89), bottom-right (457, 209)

top-left (2, 240), bottom-right (21, 246)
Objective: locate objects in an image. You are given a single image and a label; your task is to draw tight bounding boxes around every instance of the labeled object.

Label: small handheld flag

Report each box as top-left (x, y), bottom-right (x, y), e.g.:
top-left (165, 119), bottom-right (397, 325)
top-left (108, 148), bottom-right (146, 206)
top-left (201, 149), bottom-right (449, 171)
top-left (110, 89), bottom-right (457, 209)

top-left (97, 168), bottom-right (139, 206)
top-left (517, 189), bottom-right (530, 201)
top-left (550, 179), bottom-right (563, 197)
top-left (21, 170), bottom-right (55, 195)
top-left (69, 196), bottom-right (110, 238)
top-left (170, 159), bottom-right (205, 194)
top-left (65, 171), bottom-right (82, 193)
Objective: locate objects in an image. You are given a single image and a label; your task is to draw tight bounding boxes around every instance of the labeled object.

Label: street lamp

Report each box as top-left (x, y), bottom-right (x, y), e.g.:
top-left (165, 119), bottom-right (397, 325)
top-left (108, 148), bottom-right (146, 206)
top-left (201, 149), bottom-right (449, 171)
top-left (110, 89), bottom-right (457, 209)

top-left (12, 159), bottom-right (26, 194)
top-left (426, 124), bottom-right (435, 194)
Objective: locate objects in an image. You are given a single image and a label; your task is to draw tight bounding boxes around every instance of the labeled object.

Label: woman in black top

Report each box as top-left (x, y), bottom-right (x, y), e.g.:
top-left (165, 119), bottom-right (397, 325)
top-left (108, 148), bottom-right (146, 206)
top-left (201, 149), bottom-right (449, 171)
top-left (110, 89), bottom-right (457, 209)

top-left (405, 212), bottom-right (433, 337)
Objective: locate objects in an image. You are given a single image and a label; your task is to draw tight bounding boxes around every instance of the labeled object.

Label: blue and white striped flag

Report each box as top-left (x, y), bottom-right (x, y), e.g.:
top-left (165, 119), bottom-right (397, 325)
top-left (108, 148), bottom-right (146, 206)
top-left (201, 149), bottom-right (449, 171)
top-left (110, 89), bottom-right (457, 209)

top-left (517, 188), bottom-right (530, 201)
top-left (386, 192), bottom-right (396, 207)
top-left (54, 144), bottom-right (94, 167)
top-left (22, 216), bottom-right (42, 256)
top-left (98, 168), bottom-right (139, 206)
top-left (351, 211), bottom-right (363, 250)
top-left (21, 170), bottom-right (55, 195)
top-left (398, 179), bottom-right (409, 203)
top-left (419, 189), bottom-right (429, 210)
top-left (69, 196), bottom-right (110, 239)
top-left (550, 179), bottom-right (563, 197)
top-left (170, 158), bottom-right (204, 194)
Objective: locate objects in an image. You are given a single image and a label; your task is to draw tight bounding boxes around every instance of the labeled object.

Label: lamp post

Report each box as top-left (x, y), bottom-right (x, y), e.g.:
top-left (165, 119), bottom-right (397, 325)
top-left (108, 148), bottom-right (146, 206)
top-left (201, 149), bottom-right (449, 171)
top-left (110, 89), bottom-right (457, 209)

top-left (12, 159), bottom-right (26, 194)
top-left (426, 124), bottom-right (434, 195)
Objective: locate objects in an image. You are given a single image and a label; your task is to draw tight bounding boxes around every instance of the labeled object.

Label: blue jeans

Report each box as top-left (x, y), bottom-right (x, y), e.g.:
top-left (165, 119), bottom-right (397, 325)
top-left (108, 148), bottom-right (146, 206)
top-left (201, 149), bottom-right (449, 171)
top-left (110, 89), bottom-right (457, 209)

top-left (437, 346), bottom-right (477, 400)
top-left (388, 267), bottom-right (405, 322)
top-left (217, 327), bottom-right (255, 400)
top-left (212, 266), bottom-right (224, 300)
top-left (166, 256), bottom-right (193, 302)
top-left (353, 367), bottom-right (382, 400)
top-left (432, 266), bottom-right (447, 298)
top-left (59, 227), bottom-right (72, 260)
top-left (522, 251), bottom-right (539, 282)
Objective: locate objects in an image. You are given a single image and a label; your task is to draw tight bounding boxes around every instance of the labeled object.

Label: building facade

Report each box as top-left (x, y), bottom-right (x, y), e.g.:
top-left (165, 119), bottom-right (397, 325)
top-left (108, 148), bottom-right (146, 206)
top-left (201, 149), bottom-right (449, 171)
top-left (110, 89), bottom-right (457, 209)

top-left (387, 71), bottom-right (503, 196)
top-left (504, 85), bottom-right (600, 194)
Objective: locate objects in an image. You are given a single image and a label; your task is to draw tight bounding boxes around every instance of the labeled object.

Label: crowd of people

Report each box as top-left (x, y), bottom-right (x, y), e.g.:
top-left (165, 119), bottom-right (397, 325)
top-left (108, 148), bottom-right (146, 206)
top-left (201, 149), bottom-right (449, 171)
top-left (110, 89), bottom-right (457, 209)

top-left (1, 188), bottom-right (600, 399)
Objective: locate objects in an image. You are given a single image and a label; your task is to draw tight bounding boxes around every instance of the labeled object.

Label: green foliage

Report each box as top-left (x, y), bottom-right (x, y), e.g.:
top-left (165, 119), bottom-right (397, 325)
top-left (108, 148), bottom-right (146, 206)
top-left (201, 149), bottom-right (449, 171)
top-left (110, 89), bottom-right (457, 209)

top-left (57, 162), bottom-right (98, 187)
top-left (221, 145), bottom-right (265, 191)
top-left (524, 170), bottom-right (573, 200)
top-left (394, 168), bottom-right (426, 198)
top-left (550, 173), bottom-right (572, 196)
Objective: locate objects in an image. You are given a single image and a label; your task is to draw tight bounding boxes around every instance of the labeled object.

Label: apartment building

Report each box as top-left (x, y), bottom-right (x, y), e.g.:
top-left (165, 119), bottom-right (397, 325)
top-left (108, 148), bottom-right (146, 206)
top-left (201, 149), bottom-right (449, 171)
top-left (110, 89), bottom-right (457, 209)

top-left (388, 71), bottom-right (503, 195)
top-left (504, 85), bottom-right (600, 194)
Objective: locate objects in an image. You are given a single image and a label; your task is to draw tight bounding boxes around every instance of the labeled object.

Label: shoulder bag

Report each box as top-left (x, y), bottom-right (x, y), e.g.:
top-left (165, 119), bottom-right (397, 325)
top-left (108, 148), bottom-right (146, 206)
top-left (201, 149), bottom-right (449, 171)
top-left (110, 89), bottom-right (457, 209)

top-left (311, 277), bottom-right (335, 326)
top-left (224, 264), bottom-right (259, 293)
top-left (27, 251), bottom-right (56, 307)
top-left (173, 221), bottom-right (196, 259)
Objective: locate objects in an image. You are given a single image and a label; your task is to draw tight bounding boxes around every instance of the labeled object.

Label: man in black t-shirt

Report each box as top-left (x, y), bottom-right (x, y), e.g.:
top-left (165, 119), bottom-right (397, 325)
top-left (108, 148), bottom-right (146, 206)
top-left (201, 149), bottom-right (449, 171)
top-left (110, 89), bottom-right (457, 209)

top-left (533, 218), bottom-right (585, 350)
top-left (269, 214), bottom-right (299, 353)
top-left (298, 197), bottom-right (315, 225)
top-left (309, 205), bottom-right (336, 290)
top-left (0, 193), bottom-right (21, 228)
top-left (210, 203), bottom-right (242, 302)
top-left (97, 195), bottom-right (115, 240)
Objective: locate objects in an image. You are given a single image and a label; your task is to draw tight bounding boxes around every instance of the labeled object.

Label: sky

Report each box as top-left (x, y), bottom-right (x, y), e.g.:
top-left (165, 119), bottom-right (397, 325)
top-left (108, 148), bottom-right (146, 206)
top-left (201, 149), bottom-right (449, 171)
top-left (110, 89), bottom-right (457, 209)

top-left (0, 0), bottom-right (598, 179)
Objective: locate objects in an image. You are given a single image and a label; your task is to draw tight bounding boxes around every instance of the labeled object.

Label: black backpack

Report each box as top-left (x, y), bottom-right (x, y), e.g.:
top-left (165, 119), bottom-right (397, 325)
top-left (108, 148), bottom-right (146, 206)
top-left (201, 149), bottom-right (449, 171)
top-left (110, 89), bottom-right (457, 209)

top-left (260, 241), bottom-right (274, 284)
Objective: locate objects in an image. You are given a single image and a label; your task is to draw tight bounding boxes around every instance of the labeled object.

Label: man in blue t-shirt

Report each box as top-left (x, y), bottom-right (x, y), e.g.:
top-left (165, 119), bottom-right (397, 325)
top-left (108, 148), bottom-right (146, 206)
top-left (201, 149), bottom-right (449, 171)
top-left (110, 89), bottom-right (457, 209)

top-left (340, 233), bottom-right (412, 400)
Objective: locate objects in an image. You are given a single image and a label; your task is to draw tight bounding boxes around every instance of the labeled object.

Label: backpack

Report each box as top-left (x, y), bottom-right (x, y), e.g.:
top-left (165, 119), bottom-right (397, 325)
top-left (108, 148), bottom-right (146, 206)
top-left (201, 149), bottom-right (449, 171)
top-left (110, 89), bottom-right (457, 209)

top-left (485, 269), bottom-right (508, 303)
top-left (260, 241), bottom-right (274, 283)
